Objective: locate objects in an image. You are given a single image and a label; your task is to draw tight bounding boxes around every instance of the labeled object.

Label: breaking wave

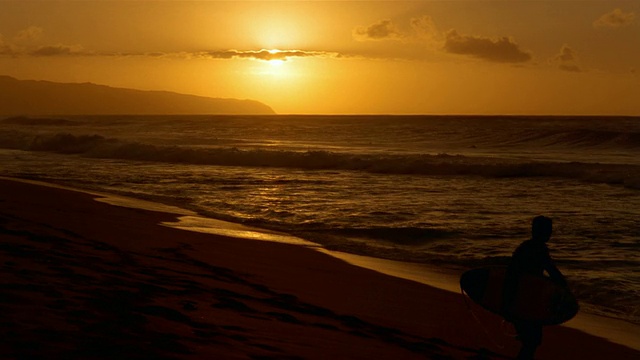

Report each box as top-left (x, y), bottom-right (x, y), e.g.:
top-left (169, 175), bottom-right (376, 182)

top-left (1, 130), bottom-right (639, 190)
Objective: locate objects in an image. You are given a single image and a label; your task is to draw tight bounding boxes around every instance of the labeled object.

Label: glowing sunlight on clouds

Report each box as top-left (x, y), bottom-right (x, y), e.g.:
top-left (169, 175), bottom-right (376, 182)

top-left (196, 49), bottom-right (341, 62)
top-left (353, 16), bottom-right (531, 63)
top-left (0, 1), bottom-right (639, 115)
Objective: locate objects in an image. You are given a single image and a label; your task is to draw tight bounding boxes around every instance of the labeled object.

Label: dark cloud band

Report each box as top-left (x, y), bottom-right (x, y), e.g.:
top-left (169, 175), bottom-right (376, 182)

top-left (443, 30), bottom-right (531, 63)
top-left (353, 19), bottom-right (402, 41)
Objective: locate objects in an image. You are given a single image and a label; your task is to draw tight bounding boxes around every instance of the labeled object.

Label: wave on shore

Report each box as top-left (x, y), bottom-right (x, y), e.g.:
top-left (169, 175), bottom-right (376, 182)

top-left (1, 130), bottom-right (639, 190)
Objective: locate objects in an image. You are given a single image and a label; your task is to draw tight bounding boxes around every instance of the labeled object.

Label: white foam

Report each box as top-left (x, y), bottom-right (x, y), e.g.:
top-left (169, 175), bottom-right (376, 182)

top-left (162, 215), bottom-right (318, 247)
top-left (94, 196), bottom-right (194, 216)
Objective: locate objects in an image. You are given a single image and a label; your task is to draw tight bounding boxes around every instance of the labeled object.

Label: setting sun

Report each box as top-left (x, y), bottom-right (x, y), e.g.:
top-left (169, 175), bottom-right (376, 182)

top-left (0, 1), bottom-right (638, 115)
top-left (268, 59), bottom-right (285, 68)
top-left (262, 59), bottom-right (289, 79)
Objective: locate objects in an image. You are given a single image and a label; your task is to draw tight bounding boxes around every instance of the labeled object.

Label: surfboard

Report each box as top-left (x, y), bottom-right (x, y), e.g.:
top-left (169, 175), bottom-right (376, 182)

top-left (460, 266), bottom-right (579, 325)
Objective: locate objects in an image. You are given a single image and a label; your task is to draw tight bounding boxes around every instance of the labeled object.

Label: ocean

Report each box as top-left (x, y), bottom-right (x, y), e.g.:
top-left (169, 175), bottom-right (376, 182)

top-left (1, 115), bottom-right (638, 325)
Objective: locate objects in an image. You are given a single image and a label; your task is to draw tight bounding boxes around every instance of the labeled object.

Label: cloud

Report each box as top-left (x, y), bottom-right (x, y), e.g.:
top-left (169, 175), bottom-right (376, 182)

top-left (30, 44), bottom-right (84, 56)
top-left (353, 19), bottom-right (403, 41)
top-left (443, 30), bottom-right (531, 63)
top-left (0, 37), bottom-right (342, 62)
top-left (198, 49), bottom-right (340, 61)
top-left (353, 16), bottom-right (531, 64)
top-left (13, 26), bottom-right (43, 42)
top-left (553, 45), bottom-right (583, 72)
top-left (0, 28), bottom-right (338, 61)
top-left (1, 26), bottom-right (342, 62)
top-left (0, 26), bottom-right (341, 62)
top-left (101, 49), bottom-right (341, 61)
top-left (0, 27), bottom-right (83, 57)
top-left (594, 8), bottom-right (636, 28)
top-left (411, 16), bottom-right (438, 38)
top-left (410, 15), bottom-right (442, 48)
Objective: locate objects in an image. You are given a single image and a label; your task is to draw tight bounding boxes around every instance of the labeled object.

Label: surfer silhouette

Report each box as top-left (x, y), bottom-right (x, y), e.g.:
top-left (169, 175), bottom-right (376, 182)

top-left (503, 216), bottom-right (567, 360)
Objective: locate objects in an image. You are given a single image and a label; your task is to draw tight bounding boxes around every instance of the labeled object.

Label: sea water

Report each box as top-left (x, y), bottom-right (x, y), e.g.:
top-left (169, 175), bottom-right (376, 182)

top-left (0, 115), bottom-right (638, 325)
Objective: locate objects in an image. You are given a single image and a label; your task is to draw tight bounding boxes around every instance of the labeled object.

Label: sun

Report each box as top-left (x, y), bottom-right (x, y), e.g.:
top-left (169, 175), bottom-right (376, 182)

top-left (263, 59), bottom-right (288, 77)
top-left (260, 50), bottom-right (290, 76)
top-left (269, 59), bottom-right (285, 67)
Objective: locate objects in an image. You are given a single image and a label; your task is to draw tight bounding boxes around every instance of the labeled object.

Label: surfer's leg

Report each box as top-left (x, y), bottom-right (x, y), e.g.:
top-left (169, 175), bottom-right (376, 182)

top-left (514, 323), bottom-right (542, 360)
top-left (517, 342), bottom-right (537, 360)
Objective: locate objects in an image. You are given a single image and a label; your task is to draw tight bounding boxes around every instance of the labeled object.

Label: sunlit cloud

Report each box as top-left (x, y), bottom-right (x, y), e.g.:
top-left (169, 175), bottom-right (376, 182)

top-left (593, 8), bottom-right (636, 28)
top-left (552, 45), bottom-right (583, 73)
top-left (0, 44), bottom-right (343, 61)
top-left (4, 21), bottom-right (526, 65)
top-left (121, 49), bottom-right (345, 61)
top-left (353, 16), bottom-right (531, 64)
top-left (197, 49), bottom-right (341, 61)
top-left (0, 27), bottom-right (342, 61)
top-left (353, 19), bottom-right (403, 41)
top-left (443, 30), bottom-right (531, 63)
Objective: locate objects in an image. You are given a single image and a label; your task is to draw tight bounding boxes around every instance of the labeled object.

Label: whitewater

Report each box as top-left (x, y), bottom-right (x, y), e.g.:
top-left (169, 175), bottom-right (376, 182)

top-left (0, 115), bottom-right (638, 325)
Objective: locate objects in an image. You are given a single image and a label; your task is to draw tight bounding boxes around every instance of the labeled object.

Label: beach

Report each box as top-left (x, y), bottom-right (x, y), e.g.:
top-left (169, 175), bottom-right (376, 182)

top-left (2, 115), bottom-right (639, 328)
top-left (1, 177), bottom-right (638, 359)
top-left (3, 0), bottom-right (640, 357)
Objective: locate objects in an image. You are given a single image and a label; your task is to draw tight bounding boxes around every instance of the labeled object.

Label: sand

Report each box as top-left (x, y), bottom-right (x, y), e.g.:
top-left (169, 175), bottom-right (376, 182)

top-left (0, 178), bottom-right (638, 359)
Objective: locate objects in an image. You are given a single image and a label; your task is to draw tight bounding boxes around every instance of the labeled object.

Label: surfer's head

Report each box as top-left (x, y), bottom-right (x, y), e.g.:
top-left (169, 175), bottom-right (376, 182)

top-left (531, 215), bottom-right (552, 242)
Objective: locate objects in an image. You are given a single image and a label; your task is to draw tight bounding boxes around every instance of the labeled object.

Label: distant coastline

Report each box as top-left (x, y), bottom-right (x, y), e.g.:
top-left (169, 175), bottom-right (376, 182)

top-left (0, 76), bottom-right (275, 116)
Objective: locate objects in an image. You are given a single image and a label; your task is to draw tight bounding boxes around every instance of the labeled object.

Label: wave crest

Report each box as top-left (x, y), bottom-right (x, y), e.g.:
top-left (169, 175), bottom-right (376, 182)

top-left (1, 130), bottom-right (639, 190)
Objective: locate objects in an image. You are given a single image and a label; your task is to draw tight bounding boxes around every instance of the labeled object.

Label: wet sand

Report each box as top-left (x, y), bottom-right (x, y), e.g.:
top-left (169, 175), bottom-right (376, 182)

top-left (0, 178), bottom-right (638, 359)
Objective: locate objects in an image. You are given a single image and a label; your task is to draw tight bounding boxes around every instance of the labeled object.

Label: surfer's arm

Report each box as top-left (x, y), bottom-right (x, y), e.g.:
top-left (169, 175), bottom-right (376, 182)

top-left (539, 245), bottom-right (567, 286)
top-left (544, 260), bottom-right (567, 287)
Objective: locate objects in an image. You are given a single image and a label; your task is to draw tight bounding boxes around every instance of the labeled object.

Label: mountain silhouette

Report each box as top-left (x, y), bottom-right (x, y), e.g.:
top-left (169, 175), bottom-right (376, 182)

top-left (0, 76), bottom-right (275, 115)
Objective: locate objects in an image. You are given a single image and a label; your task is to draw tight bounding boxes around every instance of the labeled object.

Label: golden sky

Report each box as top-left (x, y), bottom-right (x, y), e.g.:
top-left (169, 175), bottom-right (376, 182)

top-left (1, 1), bottom-right (639, 115)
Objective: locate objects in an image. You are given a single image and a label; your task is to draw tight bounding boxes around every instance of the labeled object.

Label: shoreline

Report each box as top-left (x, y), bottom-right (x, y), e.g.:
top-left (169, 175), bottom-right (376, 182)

top-left (1, 177), bottom-right (638, 358)
top-left (317, 250), bottom-right (640, 352)
top-left (8, 177), bottom-right (637, 350)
